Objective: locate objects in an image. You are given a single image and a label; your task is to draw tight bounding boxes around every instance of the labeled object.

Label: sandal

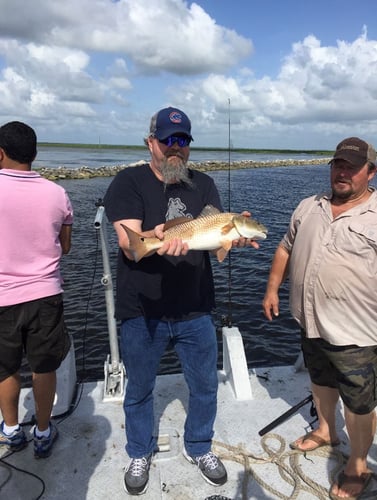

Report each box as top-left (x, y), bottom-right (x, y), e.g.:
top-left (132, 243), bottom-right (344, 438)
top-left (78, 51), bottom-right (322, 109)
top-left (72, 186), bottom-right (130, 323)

top-left (289, 430), bottom-right (340, 451)
top-left (329, 470), bottom-right (372, 499)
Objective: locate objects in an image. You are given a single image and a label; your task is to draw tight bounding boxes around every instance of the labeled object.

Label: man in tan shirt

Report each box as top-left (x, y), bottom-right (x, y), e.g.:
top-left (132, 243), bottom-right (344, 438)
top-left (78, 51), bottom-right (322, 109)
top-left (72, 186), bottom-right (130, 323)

top-left (263, 137), bottom-right (377, 499)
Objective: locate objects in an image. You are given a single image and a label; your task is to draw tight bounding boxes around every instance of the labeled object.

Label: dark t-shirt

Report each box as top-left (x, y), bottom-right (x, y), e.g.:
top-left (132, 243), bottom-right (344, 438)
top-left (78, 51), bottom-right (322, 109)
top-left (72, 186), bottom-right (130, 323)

top-left (104, 163), bottom-right (222, 321)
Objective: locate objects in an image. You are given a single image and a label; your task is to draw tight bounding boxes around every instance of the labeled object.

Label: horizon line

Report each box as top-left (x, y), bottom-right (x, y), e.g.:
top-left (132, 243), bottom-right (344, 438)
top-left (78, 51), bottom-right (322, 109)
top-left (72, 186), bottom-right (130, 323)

top-left (37, 142), bottom-right (333, 156)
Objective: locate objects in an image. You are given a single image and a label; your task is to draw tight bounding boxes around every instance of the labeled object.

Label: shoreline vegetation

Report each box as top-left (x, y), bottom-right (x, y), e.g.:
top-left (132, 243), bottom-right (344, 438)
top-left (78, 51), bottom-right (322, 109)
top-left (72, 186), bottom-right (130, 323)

top-left (36, 142), bottom-right (332, 180)
top-left (38, 141), bottom-right (333, 156)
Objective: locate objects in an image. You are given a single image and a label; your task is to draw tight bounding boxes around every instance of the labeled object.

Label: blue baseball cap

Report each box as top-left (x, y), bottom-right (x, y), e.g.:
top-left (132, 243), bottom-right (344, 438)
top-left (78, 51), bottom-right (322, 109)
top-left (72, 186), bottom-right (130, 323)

top-left (149, 107), bottom-right (193, 141)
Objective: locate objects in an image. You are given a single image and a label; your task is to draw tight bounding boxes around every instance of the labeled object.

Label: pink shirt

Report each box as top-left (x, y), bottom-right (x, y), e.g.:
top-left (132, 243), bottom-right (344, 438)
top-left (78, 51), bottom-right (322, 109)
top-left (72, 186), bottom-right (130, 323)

top-left (0, 169), bottom-right (73, 306)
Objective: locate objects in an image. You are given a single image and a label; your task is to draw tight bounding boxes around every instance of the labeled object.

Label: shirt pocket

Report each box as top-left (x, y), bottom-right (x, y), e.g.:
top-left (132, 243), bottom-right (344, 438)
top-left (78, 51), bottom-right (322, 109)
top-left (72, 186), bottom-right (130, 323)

top-left (349, 221), bottom-right (377, 244)
top-left (348, 221), bottom-right (377, 275)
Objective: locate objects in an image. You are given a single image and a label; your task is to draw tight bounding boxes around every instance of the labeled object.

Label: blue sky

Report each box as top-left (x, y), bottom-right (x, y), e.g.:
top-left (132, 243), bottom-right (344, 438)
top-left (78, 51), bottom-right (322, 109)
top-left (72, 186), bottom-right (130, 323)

top-left (0, 0), bottom-right (376, 149)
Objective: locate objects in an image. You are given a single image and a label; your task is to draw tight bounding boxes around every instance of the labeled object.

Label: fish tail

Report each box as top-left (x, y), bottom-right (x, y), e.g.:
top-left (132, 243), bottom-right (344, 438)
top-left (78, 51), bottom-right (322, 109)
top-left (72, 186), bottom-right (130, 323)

top-left (120, 224), bottom-right (154, 263)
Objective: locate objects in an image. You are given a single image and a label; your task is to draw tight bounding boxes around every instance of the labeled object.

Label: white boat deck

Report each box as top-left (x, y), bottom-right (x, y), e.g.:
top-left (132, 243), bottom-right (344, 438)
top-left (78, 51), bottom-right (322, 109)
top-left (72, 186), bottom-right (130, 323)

top-left (2, 364), bottom-right (377, 499)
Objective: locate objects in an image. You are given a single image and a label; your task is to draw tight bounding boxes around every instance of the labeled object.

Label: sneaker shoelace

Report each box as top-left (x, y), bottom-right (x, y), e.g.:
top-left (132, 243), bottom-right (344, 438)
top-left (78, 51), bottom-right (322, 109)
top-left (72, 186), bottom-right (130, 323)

top-left (197, 452), bottom-right (219, 470)
top-left (129, 457), bottom-right (149, 477)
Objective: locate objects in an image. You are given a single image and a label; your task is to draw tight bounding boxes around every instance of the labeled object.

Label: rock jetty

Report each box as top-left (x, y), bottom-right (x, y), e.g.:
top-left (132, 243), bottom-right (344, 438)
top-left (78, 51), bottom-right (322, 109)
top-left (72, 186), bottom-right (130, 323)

top-left (35, 157), bottom-right (331, 181)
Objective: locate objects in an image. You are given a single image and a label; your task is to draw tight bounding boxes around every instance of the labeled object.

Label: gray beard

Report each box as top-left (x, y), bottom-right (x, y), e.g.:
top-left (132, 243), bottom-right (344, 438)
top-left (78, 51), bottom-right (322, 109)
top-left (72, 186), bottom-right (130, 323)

top-left (160, 156), bottom-right (193, 188)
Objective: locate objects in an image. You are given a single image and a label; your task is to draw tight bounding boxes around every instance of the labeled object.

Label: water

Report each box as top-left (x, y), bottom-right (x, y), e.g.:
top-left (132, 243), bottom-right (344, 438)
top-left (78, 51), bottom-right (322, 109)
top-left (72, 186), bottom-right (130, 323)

top-left (22, 147), bottom-right (377, 382)
top-left (33, 145), bottom-right (320, 169)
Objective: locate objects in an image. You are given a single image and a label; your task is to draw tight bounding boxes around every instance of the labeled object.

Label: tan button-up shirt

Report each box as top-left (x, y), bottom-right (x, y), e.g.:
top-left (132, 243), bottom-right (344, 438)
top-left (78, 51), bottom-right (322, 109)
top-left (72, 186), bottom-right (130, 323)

top-left (281, 188), bottom-right (377, 346)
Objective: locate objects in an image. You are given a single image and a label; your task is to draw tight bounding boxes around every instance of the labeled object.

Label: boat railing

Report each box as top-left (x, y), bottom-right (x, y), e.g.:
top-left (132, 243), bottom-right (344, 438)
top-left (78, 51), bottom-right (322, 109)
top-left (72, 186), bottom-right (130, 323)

top-left (94, 200), bottom-right (125, 401)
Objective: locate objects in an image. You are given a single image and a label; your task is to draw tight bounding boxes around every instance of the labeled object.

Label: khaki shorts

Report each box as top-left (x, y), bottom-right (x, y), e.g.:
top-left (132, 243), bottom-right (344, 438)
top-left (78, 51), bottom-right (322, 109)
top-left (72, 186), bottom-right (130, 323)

top-left (0, 294), bottom-right (71, 380)
top-left (301, 330), bottom-right (377, 415)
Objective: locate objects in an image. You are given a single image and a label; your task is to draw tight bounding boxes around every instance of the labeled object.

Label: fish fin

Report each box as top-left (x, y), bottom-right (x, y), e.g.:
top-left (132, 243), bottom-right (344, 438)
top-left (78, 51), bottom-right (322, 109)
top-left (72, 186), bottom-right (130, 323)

top-left (197, 205), bottom-right (221, 218)
top-left (215, 247), bottom-right (229, 263)
top-left (220, 222), bottom-right (235, 235)
top-left (163, 206), bottom-right (220, 230)
top-left (120, 224), bottom-right (153, 263)
top-left (222, 240), bottom-right (233, 251)
top-left (163, 216), bottom-right (191, 230)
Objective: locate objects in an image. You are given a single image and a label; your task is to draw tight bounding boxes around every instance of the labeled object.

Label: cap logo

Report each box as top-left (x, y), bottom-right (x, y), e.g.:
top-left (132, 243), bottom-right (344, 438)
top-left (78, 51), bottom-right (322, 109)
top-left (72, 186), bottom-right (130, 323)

top-left (339, 145), bottom-right (360, 152)
top-left (169, 111), bottom-right (182, 124)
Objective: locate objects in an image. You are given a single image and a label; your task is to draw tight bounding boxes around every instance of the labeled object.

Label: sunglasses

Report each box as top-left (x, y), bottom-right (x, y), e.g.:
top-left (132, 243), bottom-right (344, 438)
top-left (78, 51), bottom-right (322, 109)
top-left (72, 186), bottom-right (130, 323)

top-left (159, 135), bottom-right (191, 147)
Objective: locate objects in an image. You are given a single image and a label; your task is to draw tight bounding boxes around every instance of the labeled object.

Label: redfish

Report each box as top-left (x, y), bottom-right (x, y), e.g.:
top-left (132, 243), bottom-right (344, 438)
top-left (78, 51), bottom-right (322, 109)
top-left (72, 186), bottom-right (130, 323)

top-left (121, 205), bottom-right (267, 263)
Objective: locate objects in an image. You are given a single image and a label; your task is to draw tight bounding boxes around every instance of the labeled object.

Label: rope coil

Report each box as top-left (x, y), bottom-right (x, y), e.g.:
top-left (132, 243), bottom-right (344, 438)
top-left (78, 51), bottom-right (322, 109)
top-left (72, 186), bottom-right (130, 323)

top-left (212, 433), bottom-right (348, 499)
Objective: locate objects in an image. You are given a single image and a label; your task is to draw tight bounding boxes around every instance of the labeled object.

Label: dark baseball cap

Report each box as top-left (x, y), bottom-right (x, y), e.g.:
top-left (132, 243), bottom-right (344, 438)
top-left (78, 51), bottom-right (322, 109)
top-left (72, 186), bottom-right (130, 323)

top-left (331, 137), bottom-right (376, 168)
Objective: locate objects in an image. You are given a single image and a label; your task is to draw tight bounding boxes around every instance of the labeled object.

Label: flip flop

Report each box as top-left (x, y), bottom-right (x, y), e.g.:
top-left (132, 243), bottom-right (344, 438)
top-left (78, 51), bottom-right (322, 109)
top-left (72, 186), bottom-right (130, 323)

top-left (289, 430), bottom-right (340, 451)
top-left (329, 470), bottom-right (372, 500)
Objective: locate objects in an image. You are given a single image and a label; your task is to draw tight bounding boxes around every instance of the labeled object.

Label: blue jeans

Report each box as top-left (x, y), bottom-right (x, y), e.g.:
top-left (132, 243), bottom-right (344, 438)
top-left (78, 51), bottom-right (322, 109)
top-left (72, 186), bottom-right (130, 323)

top-left (120, 314), bottom-right (218, 458)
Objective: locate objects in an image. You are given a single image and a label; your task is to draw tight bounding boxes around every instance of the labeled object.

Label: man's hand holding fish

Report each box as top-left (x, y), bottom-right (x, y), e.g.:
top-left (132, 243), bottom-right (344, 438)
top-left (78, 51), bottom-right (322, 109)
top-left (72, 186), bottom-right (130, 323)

top-left (231, 211), bottom-right (261, 249)
top-left (154, 222), bottom-right (190, 258)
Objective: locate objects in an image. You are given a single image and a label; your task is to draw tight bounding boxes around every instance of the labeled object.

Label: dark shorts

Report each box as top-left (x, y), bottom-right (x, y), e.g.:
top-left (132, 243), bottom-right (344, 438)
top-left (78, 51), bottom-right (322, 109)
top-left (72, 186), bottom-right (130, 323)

top-left (0, 294), bottom-right (71, 381)
top-left (301, 330), bottom-right (377, 414)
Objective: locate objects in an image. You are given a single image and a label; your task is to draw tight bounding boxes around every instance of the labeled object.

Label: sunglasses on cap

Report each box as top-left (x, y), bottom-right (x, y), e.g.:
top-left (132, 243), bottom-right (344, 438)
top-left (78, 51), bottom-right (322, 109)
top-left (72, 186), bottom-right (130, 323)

top-left (158, 135), bottom-right (191, 147)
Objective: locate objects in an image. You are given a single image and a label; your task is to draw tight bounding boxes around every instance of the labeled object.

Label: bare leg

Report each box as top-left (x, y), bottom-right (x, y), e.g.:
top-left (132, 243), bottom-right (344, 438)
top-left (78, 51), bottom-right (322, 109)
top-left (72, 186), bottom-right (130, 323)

top-left (32, 371), bottom-right (56, 431)
top-left (345, 407), bottom-right (376, 474)
top-left (292, 382), bottom-right (339, 450)
top-left (0, 373), bottom-right (21, 426)
top-left (330, 408), bottom-right (376, 498)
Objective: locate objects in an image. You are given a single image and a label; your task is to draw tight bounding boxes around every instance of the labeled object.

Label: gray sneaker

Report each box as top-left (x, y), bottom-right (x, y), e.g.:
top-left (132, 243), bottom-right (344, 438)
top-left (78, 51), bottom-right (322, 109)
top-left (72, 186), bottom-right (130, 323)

top-left (183, 447), bottom-right (227, 486)
top-left (33, 422), bottom-right (59, 458)
top-left (123, 454), bottom-right (152, 495)
top-left (0, 421), bottom-right (27, 451)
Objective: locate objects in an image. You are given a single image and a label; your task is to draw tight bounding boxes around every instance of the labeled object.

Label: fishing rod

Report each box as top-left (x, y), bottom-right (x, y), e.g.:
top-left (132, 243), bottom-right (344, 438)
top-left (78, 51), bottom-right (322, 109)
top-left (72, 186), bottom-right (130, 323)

top-left (223, 97), bottom-right (233, 328)
top-left (227, 97), bottom-right (231, 214)
top-left (258, 393), bottom-right (317, 436)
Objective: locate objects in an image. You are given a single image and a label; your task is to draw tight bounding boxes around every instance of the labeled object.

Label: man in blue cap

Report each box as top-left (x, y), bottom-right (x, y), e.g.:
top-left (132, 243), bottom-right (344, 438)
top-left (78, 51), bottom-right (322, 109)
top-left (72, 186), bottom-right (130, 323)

top-left (104, 106), bottom-right (258, 495)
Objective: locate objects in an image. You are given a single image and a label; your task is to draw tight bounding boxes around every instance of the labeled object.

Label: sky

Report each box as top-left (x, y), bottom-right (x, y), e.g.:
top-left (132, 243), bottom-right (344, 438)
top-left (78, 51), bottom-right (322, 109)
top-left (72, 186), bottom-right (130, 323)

top-left (0, 0), bottom-right (376, 149)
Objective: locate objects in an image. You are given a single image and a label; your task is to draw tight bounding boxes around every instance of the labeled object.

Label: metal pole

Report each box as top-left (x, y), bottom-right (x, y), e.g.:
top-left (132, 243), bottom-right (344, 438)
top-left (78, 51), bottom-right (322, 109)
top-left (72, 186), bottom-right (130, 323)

top-left (94, 203), bottom-right (120, 372)
top-left (94, 200), bottom-right (125, 400)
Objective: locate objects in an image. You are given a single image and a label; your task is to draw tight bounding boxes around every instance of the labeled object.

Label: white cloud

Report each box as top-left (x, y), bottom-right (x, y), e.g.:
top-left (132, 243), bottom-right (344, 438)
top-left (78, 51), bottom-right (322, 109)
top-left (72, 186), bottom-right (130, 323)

top-left (108, 77), bottom-right (132, 90)
top-left (0, 1), bottom-right (376, 147)
top-left (0, 39), bottom-right (102, 120)
top-left (0, 0), bottom-right (251, 74)
top-left (174, 29), bottom-right (377, 147)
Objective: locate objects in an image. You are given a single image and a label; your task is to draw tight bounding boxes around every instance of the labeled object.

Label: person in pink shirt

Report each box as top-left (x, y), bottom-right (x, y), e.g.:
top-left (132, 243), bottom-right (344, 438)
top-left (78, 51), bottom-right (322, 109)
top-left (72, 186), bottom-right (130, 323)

top-left (0, 121), bottom-right (73, 458)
